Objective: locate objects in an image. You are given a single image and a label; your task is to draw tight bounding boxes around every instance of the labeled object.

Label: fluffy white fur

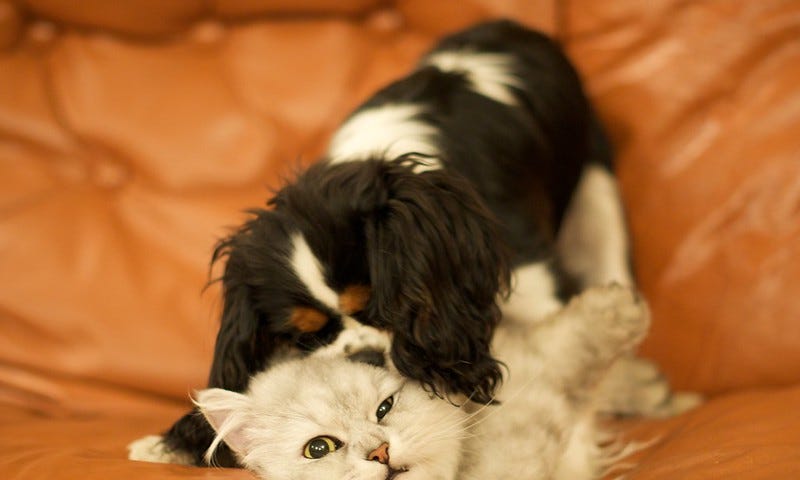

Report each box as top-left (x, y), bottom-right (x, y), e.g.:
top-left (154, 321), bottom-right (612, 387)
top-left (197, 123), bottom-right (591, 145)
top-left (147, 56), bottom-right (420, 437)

top-left (195, 284), bottom-right (650, 480)
top-left (196, 355), bottom-right (461, 479)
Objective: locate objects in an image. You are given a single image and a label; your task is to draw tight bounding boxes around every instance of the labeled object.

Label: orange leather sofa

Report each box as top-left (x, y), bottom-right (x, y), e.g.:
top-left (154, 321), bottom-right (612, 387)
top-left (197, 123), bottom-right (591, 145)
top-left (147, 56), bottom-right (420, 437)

top-left (2, 1), bottom-right (799, 479)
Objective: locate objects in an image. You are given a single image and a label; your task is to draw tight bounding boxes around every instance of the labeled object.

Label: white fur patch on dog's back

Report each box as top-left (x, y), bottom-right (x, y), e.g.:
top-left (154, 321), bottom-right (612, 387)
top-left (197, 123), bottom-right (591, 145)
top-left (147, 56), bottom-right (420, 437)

top-left (328, 104), bottom-right (441, 172)
top-left (423, 51), bottom-right (522, 106)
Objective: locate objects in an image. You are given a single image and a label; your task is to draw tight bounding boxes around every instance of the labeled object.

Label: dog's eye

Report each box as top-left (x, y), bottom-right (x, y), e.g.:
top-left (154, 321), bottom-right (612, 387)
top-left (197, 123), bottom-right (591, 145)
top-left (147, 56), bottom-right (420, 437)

top-left (376, 396), bottom-right (394, 420)
top-left (303, 436), bottom-right (340, 459)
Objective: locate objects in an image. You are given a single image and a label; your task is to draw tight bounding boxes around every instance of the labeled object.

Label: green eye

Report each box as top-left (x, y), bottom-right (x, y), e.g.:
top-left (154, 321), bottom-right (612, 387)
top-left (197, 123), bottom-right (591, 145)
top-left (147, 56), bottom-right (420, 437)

top-left (303, 436), bottom-right (340, 459)
top-left (376, 396), bottom-right (394, 420)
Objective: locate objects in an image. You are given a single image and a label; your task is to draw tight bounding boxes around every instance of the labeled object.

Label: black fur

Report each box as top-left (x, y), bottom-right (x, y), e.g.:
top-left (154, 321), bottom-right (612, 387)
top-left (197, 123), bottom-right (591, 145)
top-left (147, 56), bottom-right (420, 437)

top-left (162, 19), bottom-right (607, 467)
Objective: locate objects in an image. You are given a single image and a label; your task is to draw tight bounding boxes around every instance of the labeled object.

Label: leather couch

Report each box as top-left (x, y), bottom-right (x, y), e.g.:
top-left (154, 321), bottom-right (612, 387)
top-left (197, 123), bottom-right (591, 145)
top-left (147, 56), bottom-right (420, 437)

top-left (1, 1), bottom-right (799, 478)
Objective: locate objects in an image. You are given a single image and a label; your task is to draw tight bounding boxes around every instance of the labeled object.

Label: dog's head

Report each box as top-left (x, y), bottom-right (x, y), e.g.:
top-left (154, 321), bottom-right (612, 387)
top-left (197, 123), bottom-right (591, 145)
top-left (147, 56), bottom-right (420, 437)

top-left (209, 157), bottom-right (509, 403)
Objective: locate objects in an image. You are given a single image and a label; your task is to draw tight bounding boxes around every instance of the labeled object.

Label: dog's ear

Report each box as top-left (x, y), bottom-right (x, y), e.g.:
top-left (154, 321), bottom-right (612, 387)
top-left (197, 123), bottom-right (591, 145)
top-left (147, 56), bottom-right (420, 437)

top-left (207, 217), bottom-right (281, 393)
top-left (193, 388), bottom-right (251, 462)
top-left (363, 157), bottom-right (511, 404)
top-left (208, 280), bottom-right (261, 392)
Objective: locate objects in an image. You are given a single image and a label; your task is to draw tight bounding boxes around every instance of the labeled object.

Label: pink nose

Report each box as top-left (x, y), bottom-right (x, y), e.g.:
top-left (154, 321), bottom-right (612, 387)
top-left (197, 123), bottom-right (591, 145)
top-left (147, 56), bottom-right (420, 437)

top-left (368, 442), bottom-right (390, 465)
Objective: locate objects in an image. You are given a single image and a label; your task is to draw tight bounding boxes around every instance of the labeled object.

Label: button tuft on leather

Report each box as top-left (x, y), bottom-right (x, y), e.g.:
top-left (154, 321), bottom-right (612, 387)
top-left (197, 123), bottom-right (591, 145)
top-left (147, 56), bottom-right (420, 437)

top-left (191, 20), bottom-right (225, 44)
top-left (28, 20), bottom-right (57, 45)
top-left (91, 159), bottom-right (130, 189)
top-left (366, 8), bottom-right (404, 32)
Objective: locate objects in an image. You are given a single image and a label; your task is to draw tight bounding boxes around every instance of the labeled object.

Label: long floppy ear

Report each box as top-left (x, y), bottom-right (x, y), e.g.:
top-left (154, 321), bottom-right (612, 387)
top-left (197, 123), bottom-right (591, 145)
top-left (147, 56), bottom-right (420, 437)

top-left (207, 219), bottom-right (281, 392)
top-left (193, 388), bottom-right (251, 462)
top-left (207, 277), bottom-right (262, 392)
top-left (364, 157), bottom-right (511, 404)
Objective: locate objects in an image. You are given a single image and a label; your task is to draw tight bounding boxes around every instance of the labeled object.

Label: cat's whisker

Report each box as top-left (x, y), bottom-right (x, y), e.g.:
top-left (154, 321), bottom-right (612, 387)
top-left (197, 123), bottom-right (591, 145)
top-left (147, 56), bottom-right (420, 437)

top-left (461, 372), bottom-right (542, 432)
top-left (438, 393), bottom-right (476, 420)
top-left (405, 399), bottom-right (504, 447)
top-left (407, 422), bottom-right (477, 447)
top-left (408, 410), bottom-right (475, 441)
top-left (452, 373), bottom-right (526, 427)
top-left (401, 418), bottom-right (469, 446)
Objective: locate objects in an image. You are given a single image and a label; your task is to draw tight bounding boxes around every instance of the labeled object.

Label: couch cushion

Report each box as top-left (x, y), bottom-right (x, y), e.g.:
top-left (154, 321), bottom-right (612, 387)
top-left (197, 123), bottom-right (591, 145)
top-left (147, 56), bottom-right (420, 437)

top-left (1, 1), bottom-right (799, 478)
top-left (565, 0), bottom-right (800, 395)
top-left (618, 384), bottom-right (800, 479)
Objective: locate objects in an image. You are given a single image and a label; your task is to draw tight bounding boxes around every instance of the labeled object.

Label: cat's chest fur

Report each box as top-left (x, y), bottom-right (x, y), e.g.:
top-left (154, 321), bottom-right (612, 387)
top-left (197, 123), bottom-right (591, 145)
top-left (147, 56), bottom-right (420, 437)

top-left (458, 326), bottom-right (602, 480)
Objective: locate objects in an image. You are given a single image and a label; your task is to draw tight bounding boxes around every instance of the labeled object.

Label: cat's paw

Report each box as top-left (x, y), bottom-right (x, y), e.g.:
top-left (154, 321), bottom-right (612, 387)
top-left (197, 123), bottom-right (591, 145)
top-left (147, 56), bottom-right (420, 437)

top-left (598, 356), bottom-right (703, 418)
top-left (127, 435), bottom-right (194, 465)
top-left (569, 283), bottom-right (650, 352)
top-left (662, 391), bottom-right (704, 417)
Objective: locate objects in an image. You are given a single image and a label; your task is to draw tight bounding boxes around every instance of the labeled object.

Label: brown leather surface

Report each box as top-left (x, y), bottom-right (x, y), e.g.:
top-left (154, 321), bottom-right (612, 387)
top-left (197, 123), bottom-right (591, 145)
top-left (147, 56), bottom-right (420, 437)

top-left (1, 0), bottom-right (798, 478)
top-left (616, 385), bottom-right (800, 479)
top-left (565, 0), bottom-right (800, 396)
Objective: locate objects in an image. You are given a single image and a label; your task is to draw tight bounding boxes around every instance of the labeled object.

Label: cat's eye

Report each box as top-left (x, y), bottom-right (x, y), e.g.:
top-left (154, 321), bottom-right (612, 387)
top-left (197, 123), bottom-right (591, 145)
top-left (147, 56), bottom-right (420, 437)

top-left (376, 396), bottom-right (394, 420)
top-left (303, 436), bottom-right (340, 459)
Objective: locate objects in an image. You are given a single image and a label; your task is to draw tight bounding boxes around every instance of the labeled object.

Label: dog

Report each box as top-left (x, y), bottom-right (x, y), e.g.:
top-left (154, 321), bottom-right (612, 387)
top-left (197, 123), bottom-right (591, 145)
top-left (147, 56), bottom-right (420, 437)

top-left (130, 20), bottom-right (696, 468)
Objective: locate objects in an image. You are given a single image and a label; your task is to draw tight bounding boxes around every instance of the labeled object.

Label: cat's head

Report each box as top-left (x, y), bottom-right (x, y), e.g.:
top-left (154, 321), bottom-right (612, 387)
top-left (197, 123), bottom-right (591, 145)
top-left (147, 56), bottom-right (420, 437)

top-left (195, 356), bottom-right (468, 480)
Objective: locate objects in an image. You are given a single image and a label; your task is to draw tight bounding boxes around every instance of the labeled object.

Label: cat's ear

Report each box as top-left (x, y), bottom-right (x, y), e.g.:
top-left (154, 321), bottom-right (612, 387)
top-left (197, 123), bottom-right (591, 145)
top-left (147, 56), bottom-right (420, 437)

top-left (194, 388), bottom-right (250, 458)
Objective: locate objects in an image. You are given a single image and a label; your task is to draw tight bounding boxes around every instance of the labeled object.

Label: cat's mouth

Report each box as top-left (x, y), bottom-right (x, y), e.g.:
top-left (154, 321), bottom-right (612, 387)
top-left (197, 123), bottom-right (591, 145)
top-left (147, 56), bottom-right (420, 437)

top-left (386, 466), bottom-right (409, 479)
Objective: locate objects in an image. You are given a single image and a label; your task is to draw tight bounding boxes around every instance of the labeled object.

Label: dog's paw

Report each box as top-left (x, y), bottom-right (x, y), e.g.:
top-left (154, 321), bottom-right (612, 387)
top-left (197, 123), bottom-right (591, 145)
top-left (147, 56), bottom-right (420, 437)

top-left (569, 283), bottom-right (650, 351)
top-left (127, 435), bottom-right (194, 465)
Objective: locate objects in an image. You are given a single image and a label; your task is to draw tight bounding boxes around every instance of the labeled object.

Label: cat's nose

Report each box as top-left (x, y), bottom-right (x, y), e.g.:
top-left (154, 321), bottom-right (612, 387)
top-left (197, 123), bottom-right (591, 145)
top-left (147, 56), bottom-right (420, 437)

top-left (367, 442), bottom-right (390, 465)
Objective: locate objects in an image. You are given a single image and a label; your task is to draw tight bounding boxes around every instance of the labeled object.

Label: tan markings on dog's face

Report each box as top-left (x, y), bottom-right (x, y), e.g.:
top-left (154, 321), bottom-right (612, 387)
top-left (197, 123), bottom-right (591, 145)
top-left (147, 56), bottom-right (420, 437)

top-left (338, 285), bottom-right (370, 315)
top-left (289, 307), bottom-right (329, 333)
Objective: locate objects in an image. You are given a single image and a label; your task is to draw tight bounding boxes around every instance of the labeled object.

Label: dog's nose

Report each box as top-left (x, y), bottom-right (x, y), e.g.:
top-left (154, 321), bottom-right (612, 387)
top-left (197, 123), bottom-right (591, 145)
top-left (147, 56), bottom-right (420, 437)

top-left (347, 348), bottom-right (385, 368)
top-left (368, 442), bottom-right (390, 464)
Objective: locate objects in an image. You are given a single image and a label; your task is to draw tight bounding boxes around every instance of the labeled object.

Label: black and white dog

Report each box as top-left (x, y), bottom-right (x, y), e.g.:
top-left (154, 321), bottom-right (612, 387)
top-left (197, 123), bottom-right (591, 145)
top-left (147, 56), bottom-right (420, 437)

top-left (130, 20), bottom-right (695, 467)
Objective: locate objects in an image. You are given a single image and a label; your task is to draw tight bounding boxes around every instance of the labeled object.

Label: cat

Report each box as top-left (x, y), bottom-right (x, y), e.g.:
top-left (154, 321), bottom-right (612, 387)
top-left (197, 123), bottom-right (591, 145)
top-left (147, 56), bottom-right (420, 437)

top-left (194, 284), bottom-right (650, 480)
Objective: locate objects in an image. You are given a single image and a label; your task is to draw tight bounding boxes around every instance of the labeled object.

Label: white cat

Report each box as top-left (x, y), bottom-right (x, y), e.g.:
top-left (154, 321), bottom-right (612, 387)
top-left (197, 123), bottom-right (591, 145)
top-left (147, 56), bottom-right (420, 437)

top-left (194, 284), bottom-right (650, 480)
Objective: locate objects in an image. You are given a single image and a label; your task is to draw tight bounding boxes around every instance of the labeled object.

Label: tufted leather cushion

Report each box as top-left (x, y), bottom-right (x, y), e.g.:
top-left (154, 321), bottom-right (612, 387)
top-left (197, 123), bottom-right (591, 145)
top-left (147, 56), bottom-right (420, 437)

top-left (1, 1), bottom-right (799, 478)
top-left (565, 0), bottom-right (800, 396)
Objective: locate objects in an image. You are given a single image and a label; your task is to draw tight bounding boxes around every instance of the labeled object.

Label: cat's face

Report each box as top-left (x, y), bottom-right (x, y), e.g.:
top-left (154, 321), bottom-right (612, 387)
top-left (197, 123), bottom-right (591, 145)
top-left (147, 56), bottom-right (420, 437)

top-left (196, 356), bottom-right (467, 480)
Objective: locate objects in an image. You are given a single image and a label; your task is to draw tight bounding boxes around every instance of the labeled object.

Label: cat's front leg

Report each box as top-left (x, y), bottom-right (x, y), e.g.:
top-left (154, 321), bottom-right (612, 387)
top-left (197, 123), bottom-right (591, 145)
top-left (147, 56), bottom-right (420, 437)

top-left (532, 283), bottom-right (651, 397)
